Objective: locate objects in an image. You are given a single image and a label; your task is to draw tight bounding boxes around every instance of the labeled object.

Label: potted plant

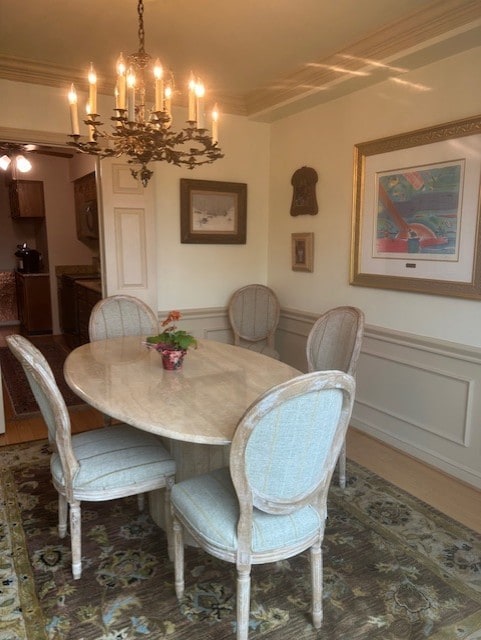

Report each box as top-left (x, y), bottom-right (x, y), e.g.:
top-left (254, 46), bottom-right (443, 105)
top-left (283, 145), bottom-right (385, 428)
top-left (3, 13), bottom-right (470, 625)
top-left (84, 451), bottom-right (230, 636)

top-left (146, 310), bottom-right (197, 370)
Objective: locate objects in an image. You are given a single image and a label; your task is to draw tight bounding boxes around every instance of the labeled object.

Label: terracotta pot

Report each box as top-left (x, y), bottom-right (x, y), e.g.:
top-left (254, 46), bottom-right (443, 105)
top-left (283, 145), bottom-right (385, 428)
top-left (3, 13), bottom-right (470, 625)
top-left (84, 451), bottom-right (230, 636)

top-left (160, 348), bottom-right (186, 370)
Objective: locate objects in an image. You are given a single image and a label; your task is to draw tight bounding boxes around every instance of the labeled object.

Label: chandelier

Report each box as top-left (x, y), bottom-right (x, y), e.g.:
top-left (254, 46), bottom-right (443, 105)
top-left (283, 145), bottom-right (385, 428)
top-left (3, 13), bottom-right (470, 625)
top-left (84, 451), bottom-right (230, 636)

top-left (67, 0), bottom-right (223, 187)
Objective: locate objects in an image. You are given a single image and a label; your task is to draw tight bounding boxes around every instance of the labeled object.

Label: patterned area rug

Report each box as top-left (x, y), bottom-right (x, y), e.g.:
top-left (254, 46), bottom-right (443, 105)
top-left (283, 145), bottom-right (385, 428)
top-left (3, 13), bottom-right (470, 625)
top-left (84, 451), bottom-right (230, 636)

top-left (0, 342), bottom-right (85, 417)
top-left (1, 440), bottom-right (481, 640)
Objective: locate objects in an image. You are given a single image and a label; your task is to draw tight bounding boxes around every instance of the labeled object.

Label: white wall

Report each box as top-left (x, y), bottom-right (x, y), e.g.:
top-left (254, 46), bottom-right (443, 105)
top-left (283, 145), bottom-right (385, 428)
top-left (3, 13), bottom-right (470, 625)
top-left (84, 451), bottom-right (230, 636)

top-left (268, 46), bottom-right (481, 348)
top-left (150, 109), bottom-right (271, 310)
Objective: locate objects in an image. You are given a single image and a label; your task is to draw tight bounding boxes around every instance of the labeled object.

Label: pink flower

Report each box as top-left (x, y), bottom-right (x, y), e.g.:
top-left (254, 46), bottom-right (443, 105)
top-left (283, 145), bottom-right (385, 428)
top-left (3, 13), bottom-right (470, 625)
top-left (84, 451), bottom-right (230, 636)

top-left (161, 310), bottom-right (181, 328)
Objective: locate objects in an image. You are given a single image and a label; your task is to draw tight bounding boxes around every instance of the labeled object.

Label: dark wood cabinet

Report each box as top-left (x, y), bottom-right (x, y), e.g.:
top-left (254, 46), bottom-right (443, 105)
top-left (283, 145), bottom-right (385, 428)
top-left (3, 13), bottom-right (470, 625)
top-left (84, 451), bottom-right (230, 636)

top-left (9, 180), bottom-right (45, 218)
top-left (15, 271), bottom-right (52, 334)
top-left (59, 274), bottom-right (101, 347)
top-left (76, 282), bottom-right (101, 345)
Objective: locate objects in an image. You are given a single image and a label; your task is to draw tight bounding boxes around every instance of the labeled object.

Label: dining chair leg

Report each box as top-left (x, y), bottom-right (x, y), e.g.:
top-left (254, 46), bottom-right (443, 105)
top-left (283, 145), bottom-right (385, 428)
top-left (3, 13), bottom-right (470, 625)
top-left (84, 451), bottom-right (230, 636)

top-left (310, 541), bottom-right (323, 628)
top-left (236, 567), bottom-right (251, 640)
top-left (164, 476), bottom-right (175, 561)
top-left (338, 441), bottom-right (347, 489)
top-left (172, 515), bottom-right (185, 599)
top-left (69, 500), bottom-right (82, 579)
top-left (58, 493), bottom-right (68, 537)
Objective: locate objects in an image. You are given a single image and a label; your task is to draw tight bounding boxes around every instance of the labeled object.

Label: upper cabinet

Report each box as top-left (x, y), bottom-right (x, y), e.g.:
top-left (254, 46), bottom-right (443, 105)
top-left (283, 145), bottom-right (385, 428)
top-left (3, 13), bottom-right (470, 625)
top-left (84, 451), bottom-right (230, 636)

top-left (74, 171), bottom-right (99, 244)
top-left (9, 179), bottom-right (45, 218)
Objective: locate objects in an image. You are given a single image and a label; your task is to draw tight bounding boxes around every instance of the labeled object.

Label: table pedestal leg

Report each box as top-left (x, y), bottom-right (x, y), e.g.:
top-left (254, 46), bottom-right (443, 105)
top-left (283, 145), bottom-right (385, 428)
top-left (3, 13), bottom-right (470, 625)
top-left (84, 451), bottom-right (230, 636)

top-left (148, 440), bottom-right (230, 538)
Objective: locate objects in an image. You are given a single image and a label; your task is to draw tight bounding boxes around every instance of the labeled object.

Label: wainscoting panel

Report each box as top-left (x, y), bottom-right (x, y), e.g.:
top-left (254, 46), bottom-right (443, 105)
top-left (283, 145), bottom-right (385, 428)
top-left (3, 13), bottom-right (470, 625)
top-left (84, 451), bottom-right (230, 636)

top-left (353, 327), bottom-right (481, 488)
top-left (358, 350), bottom-right (471, 446)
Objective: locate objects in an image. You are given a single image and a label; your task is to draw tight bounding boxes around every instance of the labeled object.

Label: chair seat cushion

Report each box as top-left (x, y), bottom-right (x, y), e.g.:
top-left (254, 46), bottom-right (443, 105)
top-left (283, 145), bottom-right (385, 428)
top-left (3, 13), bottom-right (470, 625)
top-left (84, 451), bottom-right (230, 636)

top-left (51, 424), bottom-right (175, 498)
top-left (171, 468), bottom-right (321, 554)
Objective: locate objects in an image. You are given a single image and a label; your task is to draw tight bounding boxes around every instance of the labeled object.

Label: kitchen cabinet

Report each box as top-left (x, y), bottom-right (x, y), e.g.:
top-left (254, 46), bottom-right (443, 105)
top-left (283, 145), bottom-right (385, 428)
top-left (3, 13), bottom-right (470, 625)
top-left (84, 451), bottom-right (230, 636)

top-left (58, 273), bottom-right (101, 347)
top-left (76, 281), bottom-right (102, 345)
top-left (15, 271), bottom-right (52, 334)
top-left (9, 180), bottom-right (45, 218)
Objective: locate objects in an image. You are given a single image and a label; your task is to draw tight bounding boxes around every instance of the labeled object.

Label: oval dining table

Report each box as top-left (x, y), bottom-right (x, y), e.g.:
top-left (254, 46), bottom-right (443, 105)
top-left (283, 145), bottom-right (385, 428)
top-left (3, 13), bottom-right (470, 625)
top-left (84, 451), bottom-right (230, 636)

top-left (64, 336), bottom-right (301, 528)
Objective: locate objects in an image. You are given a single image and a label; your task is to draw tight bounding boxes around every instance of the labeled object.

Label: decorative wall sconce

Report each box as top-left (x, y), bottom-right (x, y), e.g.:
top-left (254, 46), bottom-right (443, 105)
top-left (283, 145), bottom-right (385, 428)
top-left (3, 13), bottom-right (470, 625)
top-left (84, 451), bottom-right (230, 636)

top-left (290, 166), bottom-right (318, 216)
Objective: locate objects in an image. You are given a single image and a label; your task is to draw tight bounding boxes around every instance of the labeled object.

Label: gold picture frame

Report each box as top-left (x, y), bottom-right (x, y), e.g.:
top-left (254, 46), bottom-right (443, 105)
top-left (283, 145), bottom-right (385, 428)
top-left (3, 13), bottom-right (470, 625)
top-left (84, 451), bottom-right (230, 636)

top-left (350, 114), bottom-right (481, 299)
top-left (292, 232), bottom-right (314, 272)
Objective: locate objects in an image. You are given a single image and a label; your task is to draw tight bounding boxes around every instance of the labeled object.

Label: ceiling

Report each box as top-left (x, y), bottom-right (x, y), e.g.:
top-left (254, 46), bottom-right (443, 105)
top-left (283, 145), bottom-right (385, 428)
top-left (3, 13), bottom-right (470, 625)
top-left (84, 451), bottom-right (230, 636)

top-left (0, 0), bottom-right (480, 123)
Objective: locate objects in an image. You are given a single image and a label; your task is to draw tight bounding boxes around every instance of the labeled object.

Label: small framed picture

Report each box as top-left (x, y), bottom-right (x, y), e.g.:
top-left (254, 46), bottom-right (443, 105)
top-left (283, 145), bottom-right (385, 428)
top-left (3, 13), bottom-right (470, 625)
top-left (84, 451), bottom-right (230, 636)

top-left (291, 232), bottom-right (314, 272)
top-left (180, 178), bottom-right (247, 244)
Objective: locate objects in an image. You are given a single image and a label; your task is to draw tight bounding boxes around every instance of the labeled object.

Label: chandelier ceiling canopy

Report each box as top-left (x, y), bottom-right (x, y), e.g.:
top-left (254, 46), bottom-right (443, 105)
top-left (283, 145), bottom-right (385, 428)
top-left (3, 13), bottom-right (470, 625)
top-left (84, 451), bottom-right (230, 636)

top-left (67, 0), bottom-right (223, 187)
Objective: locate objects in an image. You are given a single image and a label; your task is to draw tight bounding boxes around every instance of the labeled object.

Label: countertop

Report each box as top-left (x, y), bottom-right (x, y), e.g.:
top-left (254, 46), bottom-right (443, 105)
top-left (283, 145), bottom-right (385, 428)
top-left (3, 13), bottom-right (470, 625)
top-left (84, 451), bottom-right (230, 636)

top-left (15, 270), bottom-right (49, 277)
top-left (75, 278), bottom-right (102, 294)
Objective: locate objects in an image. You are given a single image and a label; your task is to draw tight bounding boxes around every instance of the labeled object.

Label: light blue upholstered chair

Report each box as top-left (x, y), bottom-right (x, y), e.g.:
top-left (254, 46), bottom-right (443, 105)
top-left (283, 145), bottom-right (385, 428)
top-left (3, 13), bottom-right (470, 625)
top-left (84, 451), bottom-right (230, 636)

top-left (88, 294), bottom-right (158, 342)
top-left (6, 334), bottom-right (176, 580)
top-left (171, 370), bottom-right (355, 640)
top-left (228, 284), bottom-right (280, 360)
top-left (306, 306), bottom-right (364, 489)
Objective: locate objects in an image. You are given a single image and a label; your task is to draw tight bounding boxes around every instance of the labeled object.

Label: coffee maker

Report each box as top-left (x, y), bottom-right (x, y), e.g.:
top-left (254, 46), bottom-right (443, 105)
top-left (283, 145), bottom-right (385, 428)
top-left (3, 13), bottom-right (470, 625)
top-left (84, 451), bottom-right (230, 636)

top-left (15, 243), bottom-right (42, 273)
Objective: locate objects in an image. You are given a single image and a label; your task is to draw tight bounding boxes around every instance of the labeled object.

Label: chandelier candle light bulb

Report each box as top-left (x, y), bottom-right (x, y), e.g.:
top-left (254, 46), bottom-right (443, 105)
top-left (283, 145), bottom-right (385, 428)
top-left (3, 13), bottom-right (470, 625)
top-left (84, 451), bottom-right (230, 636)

top-left (86, 103), bottom-right (95, 142)
top-left (127, 68), bottom-right (136, 121)
top-left (88, 63), bottom-right (97, 114)
top-left (164, 85), bottom-right (172, 118)
top-left (195, 81), bottom-right (205, 129)
top-left (116, 54), bottom-right (127, 110)
top-left (212, 104), bottom-right (219, 144)
top-left (68, 84), bottom-right (80, 135)
top-left (188, 72), bottom-right (196, 121)
top-left (154, 60), bottom-right (163, 112)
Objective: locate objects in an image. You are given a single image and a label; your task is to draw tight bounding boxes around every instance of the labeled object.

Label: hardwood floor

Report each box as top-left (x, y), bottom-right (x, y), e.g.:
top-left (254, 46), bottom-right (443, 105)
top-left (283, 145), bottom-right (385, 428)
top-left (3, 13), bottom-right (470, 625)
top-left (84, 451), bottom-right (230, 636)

top-left (346, 428), bottom-right (481, 534)
top-left (1, 325), bottom-right (480, 533)
top-left (0, 325), bottom-right (104, 445)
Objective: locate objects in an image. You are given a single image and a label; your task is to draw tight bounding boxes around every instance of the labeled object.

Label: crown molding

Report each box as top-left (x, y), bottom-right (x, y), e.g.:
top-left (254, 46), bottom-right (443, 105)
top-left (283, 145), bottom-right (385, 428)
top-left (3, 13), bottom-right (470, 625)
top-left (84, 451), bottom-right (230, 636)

top-left (0, 126), bottom-right (69, 148)
top-left (246, 0), bottom-right (481, 121)
top-left (0, 55), bottom-right (248, 117)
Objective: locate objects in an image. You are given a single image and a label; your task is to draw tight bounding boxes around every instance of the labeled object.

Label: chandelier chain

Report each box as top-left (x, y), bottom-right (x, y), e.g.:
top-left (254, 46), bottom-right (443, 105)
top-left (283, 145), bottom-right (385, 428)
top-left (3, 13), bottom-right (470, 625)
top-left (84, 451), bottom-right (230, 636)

top-left (137, 0), bottom-right (145, 55)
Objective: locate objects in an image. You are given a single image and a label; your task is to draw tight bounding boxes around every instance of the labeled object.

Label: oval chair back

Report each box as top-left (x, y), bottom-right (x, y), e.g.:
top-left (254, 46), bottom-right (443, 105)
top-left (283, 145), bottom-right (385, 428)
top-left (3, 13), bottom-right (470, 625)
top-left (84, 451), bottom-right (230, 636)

top-left (89, 294), bottom-right (158, 342)
top-left (306, 306), bottom-right (364, 488)
top-left (228, 284), bottom-right (280, 359)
